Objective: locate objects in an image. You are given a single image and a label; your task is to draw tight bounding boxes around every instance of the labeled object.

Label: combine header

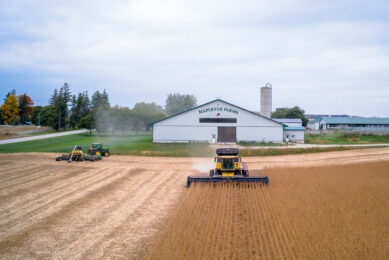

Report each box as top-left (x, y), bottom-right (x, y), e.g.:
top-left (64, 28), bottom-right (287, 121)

top-left (186, 148), bottom-right (269, 187)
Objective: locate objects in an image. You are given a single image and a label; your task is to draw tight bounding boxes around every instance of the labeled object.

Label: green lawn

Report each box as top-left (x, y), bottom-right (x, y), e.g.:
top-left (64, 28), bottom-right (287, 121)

top-left (0, 133), bottom-right (214, 157)
top-left (1, 132), bottom-right (387, 157)
top-left (305, 132), bottom-right (389, 144)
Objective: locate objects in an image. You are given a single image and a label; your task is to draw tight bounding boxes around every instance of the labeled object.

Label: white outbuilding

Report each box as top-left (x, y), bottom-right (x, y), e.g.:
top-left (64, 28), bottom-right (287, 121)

top-left (152, 99), bottom-right (289, 143)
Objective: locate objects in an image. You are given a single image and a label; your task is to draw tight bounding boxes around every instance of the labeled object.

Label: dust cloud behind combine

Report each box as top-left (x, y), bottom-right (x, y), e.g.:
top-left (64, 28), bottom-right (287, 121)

top-left (0, 148), bottom-right (388, 259)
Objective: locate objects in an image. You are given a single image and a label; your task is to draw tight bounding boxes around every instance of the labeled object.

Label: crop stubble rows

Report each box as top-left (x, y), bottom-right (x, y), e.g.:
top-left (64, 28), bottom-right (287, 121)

top-left (0, 155), bottom-right (187, 259)
top-left (148, 161), bottom-right (389, 259)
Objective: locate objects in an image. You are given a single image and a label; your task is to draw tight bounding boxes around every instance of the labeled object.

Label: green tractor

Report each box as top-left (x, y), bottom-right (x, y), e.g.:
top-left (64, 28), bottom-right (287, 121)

top-left (88, 143), bottom-right (110, 157)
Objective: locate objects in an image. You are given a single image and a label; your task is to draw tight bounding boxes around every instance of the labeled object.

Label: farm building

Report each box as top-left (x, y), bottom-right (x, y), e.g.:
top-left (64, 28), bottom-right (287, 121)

top-left (319, 117), bottom-right (389, 130)
top-left (152, 99), bottom-right (304, 143)
top-left (307, 118), bottom-right (321, 130)
top-left (274, 118), bottom-right (303, 127)
top-left (273, 118), bottom-right (305, 143)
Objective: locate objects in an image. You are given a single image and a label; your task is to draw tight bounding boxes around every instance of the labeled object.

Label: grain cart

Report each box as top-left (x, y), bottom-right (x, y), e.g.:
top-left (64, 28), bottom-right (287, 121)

top-left (186, 148), bottom-right (269, 187)
top-left (88, 143), bottom-right (110, 157)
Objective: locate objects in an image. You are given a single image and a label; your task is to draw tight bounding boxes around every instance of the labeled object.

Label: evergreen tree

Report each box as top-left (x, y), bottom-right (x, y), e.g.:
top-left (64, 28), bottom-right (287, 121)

top-left (91, 90), bottom-right (110, 111)
top-left (69, 94), bottom-right (78, 128)
top-left (80, 91), bottom-right (90, 117)
top-left (48, 84), bottom-right (70, 131)
top-left (4, 89), bottom-right (16, 102)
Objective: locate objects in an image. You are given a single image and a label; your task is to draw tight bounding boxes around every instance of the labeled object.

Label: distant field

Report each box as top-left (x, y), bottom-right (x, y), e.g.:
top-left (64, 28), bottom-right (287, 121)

top-left (0, 125), bottom-right (52, 140)
top-left (305, 132), bottom-right (389, 144)
top-left (147, 161), bottom-right (389, 259)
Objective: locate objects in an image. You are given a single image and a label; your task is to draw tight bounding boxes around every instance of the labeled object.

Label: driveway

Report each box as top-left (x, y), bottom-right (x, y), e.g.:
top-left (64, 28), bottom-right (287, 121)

top-left (0, 129), bottom-right (88, 145)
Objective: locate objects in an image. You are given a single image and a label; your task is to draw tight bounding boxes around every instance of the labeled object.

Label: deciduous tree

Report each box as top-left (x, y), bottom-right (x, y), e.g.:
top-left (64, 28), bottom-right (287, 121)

top-left (165, 93), bottom-right (197, 116)
top-left (271, 106), bottom-right (308, 126)
top-left (18, 94), bottom-right (34, 124)
top-left (1, 94), bottom-right (20, 124)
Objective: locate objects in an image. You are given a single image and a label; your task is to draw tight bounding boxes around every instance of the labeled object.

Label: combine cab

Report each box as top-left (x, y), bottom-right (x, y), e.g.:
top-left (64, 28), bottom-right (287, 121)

top-left (88, 143), bottom-right (110, 157)
top-left (186, 148), bottom-right (269, 187)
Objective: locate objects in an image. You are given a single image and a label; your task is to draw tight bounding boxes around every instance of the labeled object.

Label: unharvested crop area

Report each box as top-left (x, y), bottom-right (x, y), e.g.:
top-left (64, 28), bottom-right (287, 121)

top-left (148, 161), bottom-right (389, 259)
top-left (0, 148), bottom-right (388, 259)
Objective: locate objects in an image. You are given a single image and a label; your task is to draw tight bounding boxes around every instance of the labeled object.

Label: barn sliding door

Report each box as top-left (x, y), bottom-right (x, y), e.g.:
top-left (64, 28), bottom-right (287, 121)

top-left (217, 127), bottom-right (237, 142)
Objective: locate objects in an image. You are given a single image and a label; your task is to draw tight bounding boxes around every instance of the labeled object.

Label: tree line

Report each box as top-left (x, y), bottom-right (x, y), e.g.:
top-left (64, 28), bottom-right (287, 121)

top-left (0, 83), bottom-right (197, 135)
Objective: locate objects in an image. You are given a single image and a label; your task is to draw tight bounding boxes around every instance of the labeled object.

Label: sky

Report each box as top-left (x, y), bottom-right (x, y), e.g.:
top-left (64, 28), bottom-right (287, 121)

top-left (0, 0), bottom-right (388, 117)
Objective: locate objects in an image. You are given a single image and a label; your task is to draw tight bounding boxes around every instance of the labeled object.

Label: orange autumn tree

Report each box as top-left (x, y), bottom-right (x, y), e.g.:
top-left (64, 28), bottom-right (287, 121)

top-left (1, 94), bottom-right (20, 124)
top-left (18, 94), bottom-right (34, 124)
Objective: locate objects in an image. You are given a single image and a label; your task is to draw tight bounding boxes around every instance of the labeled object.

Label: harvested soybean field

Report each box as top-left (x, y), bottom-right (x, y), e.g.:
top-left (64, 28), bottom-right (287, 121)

top-left (0, 148), bottom-right (388, 259)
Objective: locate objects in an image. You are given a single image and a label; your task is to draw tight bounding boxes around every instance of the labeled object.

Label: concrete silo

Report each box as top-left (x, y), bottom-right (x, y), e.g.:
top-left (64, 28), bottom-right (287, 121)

top-left (260, 83), bottom-right (272, 118)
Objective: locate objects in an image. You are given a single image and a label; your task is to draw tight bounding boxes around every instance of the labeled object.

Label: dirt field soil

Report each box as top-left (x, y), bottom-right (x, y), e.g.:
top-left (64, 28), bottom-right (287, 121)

top-left (0, 148), bottom-right (388, 259)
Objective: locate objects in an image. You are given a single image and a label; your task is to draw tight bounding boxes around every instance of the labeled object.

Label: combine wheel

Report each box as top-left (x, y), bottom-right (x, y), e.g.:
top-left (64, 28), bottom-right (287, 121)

top-left (104, 151), bottom-right (110, 157)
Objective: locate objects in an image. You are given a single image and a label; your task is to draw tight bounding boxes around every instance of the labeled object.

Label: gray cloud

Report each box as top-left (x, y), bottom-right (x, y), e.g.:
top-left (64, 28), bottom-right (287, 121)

top-left (0, 0), bottom-right (388, 116)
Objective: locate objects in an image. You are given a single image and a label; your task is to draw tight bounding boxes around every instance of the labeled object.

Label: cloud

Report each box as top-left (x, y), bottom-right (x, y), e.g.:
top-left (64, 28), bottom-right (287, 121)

top-left (0, 0), bottom-right (388, 116)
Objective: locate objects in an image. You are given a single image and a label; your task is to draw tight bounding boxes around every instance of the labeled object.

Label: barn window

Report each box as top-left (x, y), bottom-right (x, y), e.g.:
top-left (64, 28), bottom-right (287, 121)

top-left (199, 118), bottom-right (237, 123)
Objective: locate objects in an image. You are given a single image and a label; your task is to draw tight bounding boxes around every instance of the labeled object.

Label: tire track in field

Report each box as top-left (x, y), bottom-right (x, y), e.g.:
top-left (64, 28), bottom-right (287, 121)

top-left (0, 163), bottom-right (79, 188)
top-left (0, 167), bottom-right (114, 222)
top-left (0, 165), bottom-right (57, 189)
top-left (0, 163), bottom-right (42, 178)
top-left (58, 169), bottom-right (178, 259)
top-left (81, 170), bottom-right (184, 260)
top-left (0, 167), bottom-right (130, 237)
top-left (0, 168), bottom-right (147, 257)
top-left (0, 166), bottom-right (85, 202)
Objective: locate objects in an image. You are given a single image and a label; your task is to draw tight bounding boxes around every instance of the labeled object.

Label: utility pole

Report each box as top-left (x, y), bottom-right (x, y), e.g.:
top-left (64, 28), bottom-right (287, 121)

top-left (58, 110), bottom-right (61, 131)
top-left (38, 112), bottom-right (41, 129)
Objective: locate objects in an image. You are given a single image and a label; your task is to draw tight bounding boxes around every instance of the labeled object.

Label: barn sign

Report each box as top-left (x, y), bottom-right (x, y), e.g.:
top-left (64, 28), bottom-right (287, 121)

top-left (198, 107), bottom-right (239, 114)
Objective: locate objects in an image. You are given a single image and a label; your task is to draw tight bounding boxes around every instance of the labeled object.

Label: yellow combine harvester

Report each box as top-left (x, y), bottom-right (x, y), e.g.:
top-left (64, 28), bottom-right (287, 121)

top-left (186, 148), bottom-right (269, 187)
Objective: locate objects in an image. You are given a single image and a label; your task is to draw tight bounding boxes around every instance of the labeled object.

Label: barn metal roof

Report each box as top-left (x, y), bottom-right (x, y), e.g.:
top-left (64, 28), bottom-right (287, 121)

top-left (321, 117), bottom-right (389, 125)
top-left (152, 99), bottom-right (285, 126)
top-left (308, 118), bottom-right (321, 123)
top-left (273, 118), bottom-right (302, 123)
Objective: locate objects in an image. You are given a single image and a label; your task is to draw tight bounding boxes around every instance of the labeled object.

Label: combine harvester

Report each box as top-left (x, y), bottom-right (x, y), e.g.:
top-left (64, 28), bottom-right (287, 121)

top-left (186, 148), bottom-right (269, 187)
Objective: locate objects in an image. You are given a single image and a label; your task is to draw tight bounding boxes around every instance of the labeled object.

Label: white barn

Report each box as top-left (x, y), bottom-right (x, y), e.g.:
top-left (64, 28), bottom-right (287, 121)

top-left (153, 99), bottom-right (287, 143)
